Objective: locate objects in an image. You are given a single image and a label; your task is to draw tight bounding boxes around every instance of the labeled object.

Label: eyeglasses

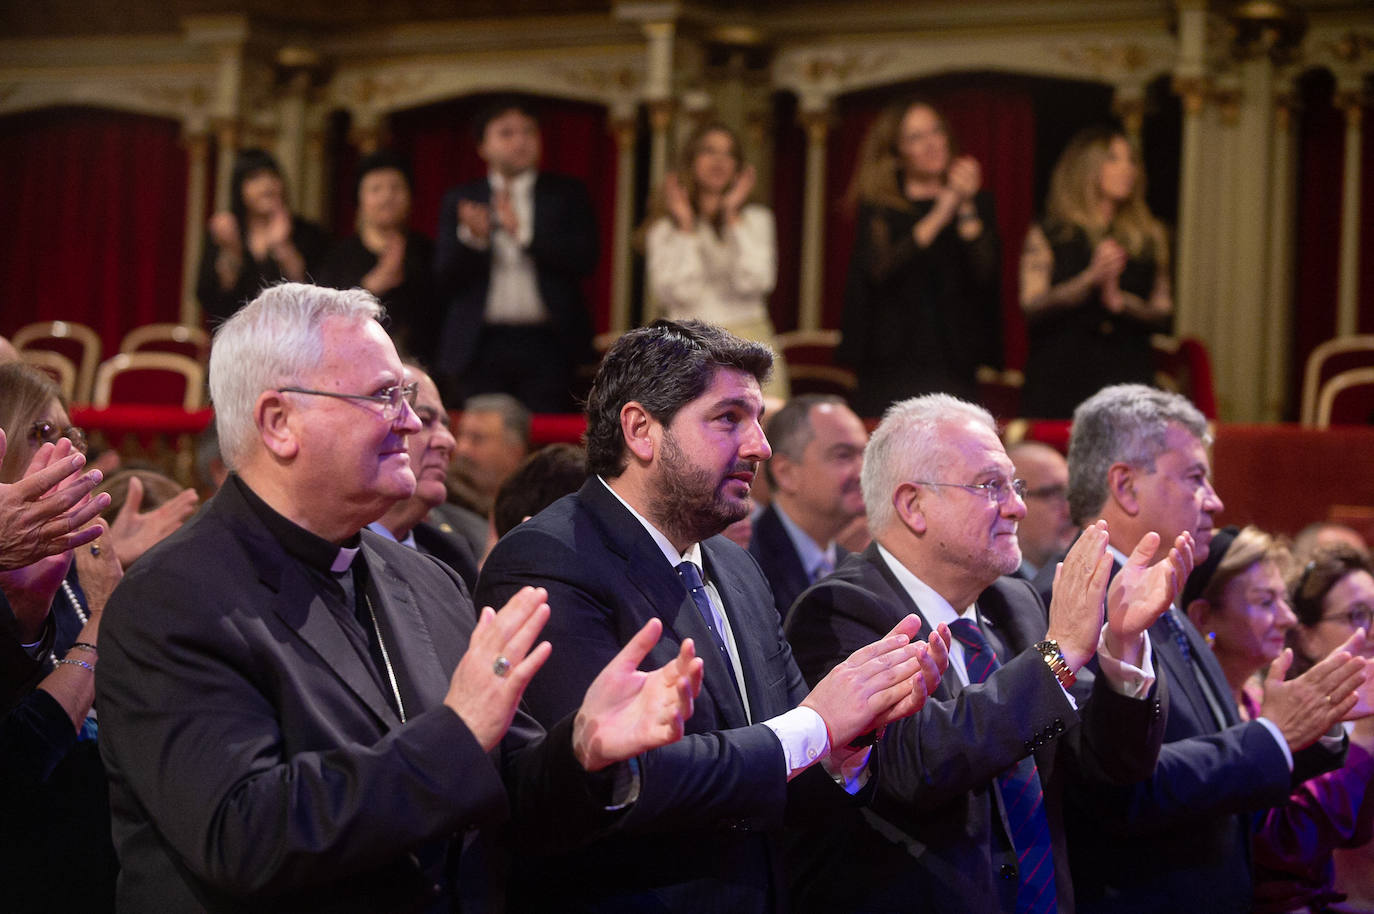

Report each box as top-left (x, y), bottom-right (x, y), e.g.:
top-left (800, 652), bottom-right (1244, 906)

top-left (278, 382), bottom-right (419, 421)
top-left (1319, 603), bottom-right (1373, 631)
top-left (29, 420), bottom-right (87, 454)
top-left (911, 478), bottom-right (1029, 504)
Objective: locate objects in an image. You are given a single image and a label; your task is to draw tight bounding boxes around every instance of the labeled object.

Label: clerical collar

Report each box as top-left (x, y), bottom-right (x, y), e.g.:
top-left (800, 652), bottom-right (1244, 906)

top-left (231, 475), bottom-right (361, 573)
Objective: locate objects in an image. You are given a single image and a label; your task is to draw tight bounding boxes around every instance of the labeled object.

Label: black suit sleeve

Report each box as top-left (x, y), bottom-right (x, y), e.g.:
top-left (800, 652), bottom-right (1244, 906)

top-left (434, 185), bottom-right (494, 301)
top-left (527, 177), bottom-right (598, 279)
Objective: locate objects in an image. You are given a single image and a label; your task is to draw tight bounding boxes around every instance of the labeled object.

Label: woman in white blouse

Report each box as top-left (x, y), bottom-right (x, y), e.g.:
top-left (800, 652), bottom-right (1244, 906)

top-left (646, 122), bottom-right (789, 397)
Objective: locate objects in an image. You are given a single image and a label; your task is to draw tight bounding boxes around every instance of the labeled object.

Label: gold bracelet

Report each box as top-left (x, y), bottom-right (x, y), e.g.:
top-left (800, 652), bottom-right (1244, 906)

top-left (1034, 640), bottom-right (1076, 689)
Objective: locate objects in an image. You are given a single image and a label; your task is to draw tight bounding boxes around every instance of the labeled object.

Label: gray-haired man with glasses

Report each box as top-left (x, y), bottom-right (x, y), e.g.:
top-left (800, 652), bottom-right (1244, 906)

top-left (783, 392), bottom-right (1189, 914)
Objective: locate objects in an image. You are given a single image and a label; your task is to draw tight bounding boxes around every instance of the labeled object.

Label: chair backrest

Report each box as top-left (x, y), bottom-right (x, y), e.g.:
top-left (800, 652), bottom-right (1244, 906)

top-left (1315, 367), bottom-right (1374, 429)
top-left (777, 329), bottom-right (858, 397)
top-left (92, 352), bottom-right (206, 410)
top-left (1152, 334), bottom-right (1218, 420)
top-left (12, 320), bottom-right (103, 405)
top-left (19, 349), bottom-right (77, 402)
top-left (1302, 335), bottom-right (1374, 427)
top-left (119, 323), bottom-right (211, 363)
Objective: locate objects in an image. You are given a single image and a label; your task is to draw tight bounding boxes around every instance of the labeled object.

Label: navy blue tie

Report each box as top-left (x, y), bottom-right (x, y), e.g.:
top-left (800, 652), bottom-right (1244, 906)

top-left (1162, 608), bottom-right (1194, 663)
top-left (949, 617), bottom-right (1057, 914)
top-left (676, 562), bottom-right (742, 699)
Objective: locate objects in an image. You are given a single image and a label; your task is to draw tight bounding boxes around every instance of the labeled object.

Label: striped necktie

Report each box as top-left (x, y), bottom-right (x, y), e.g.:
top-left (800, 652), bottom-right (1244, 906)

top-left (949, 617), bottom-right (1057, 914)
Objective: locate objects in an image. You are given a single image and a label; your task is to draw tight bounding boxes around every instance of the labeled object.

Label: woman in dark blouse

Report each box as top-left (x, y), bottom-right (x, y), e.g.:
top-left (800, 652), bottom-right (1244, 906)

top-left (1020, 126), bottom-right (1172, 419)
top-left (839, 99), bottom-right (1001, 417)
top-left (196, 148), bottom-right (329, 324)
top-left (318, 149), bottom-right (436, 363)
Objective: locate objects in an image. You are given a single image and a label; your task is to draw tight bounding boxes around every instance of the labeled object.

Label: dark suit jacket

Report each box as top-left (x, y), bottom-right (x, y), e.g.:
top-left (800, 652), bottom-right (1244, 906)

top-left (412, 518), bottom-right (479, 593)
top-left (1032, 554), bottom-right (1346, 914)
top-left (433, 172), bottom-right (597, 378)
top-left (748, 503), bottom-right (846, 619)
top-left (476, 477), bottom-right (851, 914)
top-left (95, 477), bottom-right (616, 914)
top-left (783, 544), bottom-right (1166, 914)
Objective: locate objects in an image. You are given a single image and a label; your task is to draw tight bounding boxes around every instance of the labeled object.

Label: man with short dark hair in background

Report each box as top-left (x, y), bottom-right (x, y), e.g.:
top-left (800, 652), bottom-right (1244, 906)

top-left (434, 95), bottom-right (598, 413)
top-left (750, 394), bottom-right (868, 616)
top-left (477, 319), bottom-right (948, 913)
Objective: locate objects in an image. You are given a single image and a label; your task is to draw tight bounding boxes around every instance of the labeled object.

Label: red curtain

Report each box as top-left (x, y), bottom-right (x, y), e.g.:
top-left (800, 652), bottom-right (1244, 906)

top-left (343, 94), bottom-right (619, 333)
top-left (0, 106), bottom-right (188, 355)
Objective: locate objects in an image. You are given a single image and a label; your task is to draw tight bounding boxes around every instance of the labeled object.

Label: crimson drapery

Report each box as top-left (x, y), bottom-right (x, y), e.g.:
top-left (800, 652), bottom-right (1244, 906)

top-left (0, 106), bottom-right (187, 354)
top-left (339, 94), bottom-right (620, 334)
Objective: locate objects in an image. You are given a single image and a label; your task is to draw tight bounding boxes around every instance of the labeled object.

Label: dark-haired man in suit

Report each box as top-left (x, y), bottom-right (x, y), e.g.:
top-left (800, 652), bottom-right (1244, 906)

top-left (750, 394), bottom-right (867, 617)
top-left (477, 319), bottom-right (948, 913)
top-left (434, 95), bottom-right (597, 413)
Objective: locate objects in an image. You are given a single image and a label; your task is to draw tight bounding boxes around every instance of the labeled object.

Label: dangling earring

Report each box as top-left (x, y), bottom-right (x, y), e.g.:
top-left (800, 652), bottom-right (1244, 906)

top-left (1205, 631), bottom-right (1217, 650)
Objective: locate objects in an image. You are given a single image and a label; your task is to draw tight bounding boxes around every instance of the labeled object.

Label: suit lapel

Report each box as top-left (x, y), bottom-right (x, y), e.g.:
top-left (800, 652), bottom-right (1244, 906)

top-left (703, 539), bottom-right (773, 725)
top-left (363, 540), bottom-right (453, 715)
top-left (579, 479), bottom-right (750, 728)
top-left (860, 544), bottom-right (963, 700)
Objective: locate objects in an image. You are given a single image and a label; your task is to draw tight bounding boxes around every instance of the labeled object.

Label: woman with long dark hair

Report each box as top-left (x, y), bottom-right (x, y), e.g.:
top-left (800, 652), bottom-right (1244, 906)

top-left (839, 98), bottom-right (1001, 416)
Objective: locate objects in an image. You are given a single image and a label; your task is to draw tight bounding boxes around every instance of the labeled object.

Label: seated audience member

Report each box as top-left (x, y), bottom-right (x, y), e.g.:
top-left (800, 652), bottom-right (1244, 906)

top-left (318, 150), bottom-right (437, 364)
top-left (196, 149), bottom-right (329, 323)
top-left (1008, 440), bottom-right (1076, 580)
top-left (0, 366), bottom-right (125, 909)
top-left (749, 394), bottom-right (868, 617)
top-left (0, 427), bottom-right (109, 704)
top-left (477, 319), bottom-right (946, 913)
top-left (368, 363), bottom-right (479, 591)
top-left (839, 98), bottom-right (1002, 414)
top-left (94, 467), bottom-right (199, 568)
top-left (1294, 521), bottom-right (1370, 565)
top-left (452, 392), bottom-right (531, 515)
top-left (1042, 384), bottom-right (1357, 914)
top-left (489, 442), bottom-right (587, 545)
top-left (1255, 544), bottom-right (1374, 912)
top-left (1020, 127), bottom-right (1172, 419)
top-left (645, 121), bottom-right (788, 398)
top-left (434, 95), bottom-right (598, 412)
top-left (95, 283), bottom-right (701, 912)
top-left (785, 393), bottom-right (1183, 914)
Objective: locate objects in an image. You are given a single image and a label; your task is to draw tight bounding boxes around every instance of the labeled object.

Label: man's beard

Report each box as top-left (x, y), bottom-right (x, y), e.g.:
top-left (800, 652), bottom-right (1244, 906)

top-left (648, 429), bottom-right (753, 547)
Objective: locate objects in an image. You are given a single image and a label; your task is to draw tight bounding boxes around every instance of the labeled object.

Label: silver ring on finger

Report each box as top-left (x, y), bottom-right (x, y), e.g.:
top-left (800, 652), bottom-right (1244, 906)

top-left (493, 656), bottom-right (512, 678)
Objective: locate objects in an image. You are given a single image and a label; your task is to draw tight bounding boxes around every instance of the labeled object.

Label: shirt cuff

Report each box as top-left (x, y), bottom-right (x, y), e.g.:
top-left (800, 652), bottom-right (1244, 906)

top-left (1095, 624), bottom-right (1157, 699)
top-left (820, 745), bottom-right (873, 795)
top-left (763, 706), bottom-right (829, 779)
top-left (1255, 716), bottom-right (1295, 771)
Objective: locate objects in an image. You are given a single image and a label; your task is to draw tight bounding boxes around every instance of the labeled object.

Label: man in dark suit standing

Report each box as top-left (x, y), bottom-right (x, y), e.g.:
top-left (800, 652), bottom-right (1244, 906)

top-left (434, 96), bottom-right (597, 413)
top-left (477, 319), bottom-right (948, 913)
top-left (785, 393), bottom-right (1188, 914)
top-left (750, 394), bottom-right (868, 617)
top-left (1037, 383), bottom-right (1358, 914)
top-left (94, 283), bottom-right (702, 913)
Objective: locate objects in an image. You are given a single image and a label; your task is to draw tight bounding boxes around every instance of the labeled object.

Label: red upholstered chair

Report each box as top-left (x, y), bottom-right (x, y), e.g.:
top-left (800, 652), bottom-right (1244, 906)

top-left (776, 329), bottom-right (858, 399)
top-left (12, 320), bottom-right (103, 405)
top-left (92, 353), bottom-right (206, 410)
top-left (1152, 335), bottom-right (1218, 420)
top-left (18, 349), bottom-right (78, 402)
top-left (1302, 335), bottom-right (1374, 427)
top-left (119, 323), bottom-right (210, 364)
top-left (1315, 367), bottom-right (1374, 429)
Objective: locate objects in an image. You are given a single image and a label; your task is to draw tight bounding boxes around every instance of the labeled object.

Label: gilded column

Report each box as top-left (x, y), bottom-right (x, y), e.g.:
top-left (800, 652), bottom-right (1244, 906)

top-left (1264, 78), bottom-right (1299, 418)
top-left (1335, 86), bottom-right (1365, 337)
top-left (180, 129), bottom-right (211, 325)
top-left (1171, 0), bottom-right (1210, 341)
top-left (642, 20), bottom-right (676, 191)
top-left (797, 106), bottom-right (830, 333)
top-left (608, 114), bottom-right (638, 334)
